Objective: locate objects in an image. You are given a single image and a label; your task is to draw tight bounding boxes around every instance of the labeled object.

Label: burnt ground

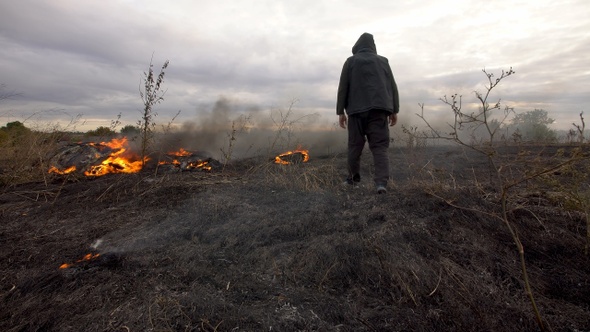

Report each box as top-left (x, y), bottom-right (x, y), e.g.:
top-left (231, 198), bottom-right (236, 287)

top-left (1, 145), bottom-right (589, 331)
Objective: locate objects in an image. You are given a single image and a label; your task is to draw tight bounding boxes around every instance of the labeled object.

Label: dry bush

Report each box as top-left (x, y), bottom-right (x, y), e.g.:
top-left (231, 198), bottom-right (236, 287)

top-left (0, 110), bottom-right (84, 187)
top-left (0, 126), bottom-right (71, 187)
top-left (220, 114), bottom-right (252, 171)
top-left (400, 122), bottom-right (428, 150)
top-left (267, 99), bottom-right (318, 155)
top-left (139, 57), bottom-right (169, 165)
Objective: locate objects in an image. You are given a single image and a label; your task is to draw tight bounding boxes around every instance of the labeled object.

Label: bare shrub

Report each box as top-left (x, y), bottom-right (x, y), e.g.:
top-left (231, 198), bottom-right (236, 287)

top-left (267, 99), bottom-right (318, 157)
top-left (139, 57), bottom-right (169, 166)
top-left (572, 111), bottom-right (586, 144)
top-left (411, 67), bottom-right (590, 331)
top-left (220, 114), bottom-right (252, 171)
top-left (401, 124), bottom-right (428, 150)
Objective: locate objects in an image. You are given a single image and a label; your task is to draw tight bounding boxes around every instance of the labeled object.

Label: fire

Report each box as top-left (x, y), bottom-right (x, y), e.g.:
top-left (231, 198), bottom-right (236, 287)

top-left (91, 137), bottom-right (126, 150)
top-left (48, 165), bottom-right (76, 174)
top-left (187, 160), bottom-right (212, 171)
top-left (59, 253), bottom-right (100, 269)
top-left (159, 160), bottom-right (180, 166)
top-left (84, 137), bottom-right (148, 176)
top-left (274, 147), bottom-right (310, 165)
top-left (159, 148), bottom-right (213, 171)
top-left (84, 156), bottom-right (145, 176)
top-left (47, 137), bottom-right (148, 177)
top-left (48, 140), bottom-right (217, 176)
top-left (168, 147), bottom-right (192, 157)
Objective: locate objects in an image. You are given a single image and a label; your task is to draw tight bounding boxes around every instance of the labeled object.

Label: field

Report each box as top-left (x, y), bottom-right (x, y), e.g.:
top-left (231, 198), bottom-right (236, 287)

top-left (1, 143), bottom-right (589, 331)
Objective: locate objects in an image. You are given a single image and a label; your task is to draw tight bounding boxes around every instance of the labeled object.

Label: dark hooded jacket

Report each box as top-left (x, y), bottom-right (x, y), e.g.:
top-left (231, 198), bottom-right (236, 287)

top-left (336, 33), bottom-right (399, 116)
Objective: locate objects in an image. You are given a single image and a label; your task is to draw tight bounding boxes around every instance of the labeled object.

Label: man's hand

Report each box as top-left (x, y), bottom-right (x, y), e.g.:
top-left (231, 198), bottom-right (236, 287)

top-left (339, 114), bottom-right (347, 129)
top-left (389, 113), bottom-right (398, 126)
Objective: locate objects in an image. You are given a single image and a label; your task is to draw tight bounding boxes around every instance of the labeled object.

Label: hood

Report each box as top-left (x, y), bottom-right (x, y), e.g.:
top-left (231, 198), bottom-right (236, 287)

top-left (352, 32), bottom-right (376, 55)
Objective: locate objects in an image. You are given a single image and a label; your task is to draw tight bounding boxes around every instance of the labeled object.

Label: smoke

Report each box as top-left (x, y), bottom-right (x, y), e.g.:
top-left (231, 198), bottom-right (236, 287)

top-left (89, 209), bottom-right (193, 254)
top-left (154, 97), bottom-right (347, 161)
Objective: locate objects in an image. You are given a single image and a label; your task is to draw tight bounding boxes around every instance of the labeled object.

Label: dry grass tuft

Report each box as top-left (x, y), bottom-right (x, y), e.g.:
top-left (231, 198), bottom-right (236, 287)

top-left (246, 155), bottom-right (342, 192)
top-left (0, 130), bottom-right (66, 187)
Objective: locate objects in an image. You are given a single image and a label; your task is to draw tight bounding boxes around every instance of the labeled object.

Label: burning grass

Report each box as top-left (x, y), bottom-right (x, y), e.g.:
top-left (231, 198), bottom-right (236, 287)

top-left (47, 137), bottom-right (148, 177)
top-left (158, 148), bottom-right (215, 172)
top-left (45, 137), bottom-right (221, 179)
top-left (274, 147), bottom-right (310, 165)
top-left (59, 253), bottom-right (100, 269)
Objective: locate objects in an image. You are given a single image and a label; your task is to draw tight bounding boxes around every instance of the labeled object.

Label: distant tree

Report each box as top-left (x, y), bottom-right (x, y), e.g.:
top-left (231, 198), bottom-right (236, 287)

top-left (85, 126), bottom-right (116, 138)
top-left (510, 109), bottom-right (556, 142)
top-left (0, 121), bottom-right (31, 145)
top-left (120, 124), bottom-right (140, 136)
top-left (4, 121), bottom-right (26, 130)
top-left (1, 121), bottom-right (31, 137)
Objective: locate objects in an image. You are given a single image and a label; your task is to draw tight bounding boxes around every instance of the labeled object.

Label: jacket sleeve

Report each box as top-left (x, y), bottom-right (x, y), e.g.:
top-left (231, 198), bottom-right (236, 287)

top-left (336, 60), bottom-right (350, 115)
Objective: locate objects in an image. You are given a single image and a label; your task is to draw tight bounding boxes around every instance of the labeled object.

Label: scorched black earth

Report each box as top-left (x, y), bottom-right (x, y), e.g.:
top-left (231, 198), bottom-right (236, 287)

top-left (1, 145), bottom-right (589, 331)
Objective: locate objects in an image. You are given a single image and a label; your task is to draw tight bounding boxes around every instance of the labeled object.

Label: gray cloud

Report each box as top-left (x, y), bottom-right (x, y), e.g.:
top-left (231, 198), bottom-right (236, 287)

top-left (1, 0), bottom-right (589, 135)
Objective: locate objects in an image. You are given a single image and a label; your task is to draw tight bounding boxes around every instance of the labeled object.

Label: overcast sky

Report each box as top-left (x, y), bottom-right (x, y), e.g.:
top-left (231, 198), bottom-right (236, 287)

top-left (1, 0), bottom-right (589, 132)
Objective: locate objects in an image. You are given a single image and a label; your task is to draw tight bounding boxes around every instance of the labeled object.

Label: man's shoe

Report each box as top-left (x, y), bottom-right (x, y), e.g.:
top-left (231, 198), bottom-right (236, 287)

top-left (376, 184), bottom-right (387, 194)
top-left (343, 178), bottom-right (359, 186)
top-left (343, 174), bottom-right (361, 186)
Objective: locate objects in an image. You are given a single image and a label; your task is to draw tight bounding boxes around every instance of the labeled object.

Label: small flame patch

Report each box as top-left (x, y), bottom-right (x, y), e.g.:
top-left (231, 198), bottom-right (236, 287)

top-left (275, 147), bottom-right (310, 165)
top-left (59, 253), bottom-right (101, 269)
top-left (160, 148), bottom-right (213, 171)
top-left (168, 147), bottom-right (192, 157)
top-left (48, 165), bottom-right (77, 175)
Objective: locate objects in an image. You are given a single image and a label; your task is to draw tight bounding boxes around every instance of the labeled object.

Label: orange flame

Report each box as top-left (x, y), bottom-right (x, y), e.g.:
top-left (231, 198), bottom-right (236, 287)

top-left (159, 148), bottom-right (212, 171)
top-left (159, 160), bottom-right (180, 166)
top-left (275, 147), bottom-right (310, 165)
top-left (59, 253), bottom-right (100, 269)
top-left (84, 137), bottom-right (148, 176)
top-left (187, 160), bottom-right (212, 171)
top-left (168, 147), bottom-right (192, 157)
top-left (48, 165), bottom-right (76, 174)
top-left (159, 158), bottom-right (211, 170)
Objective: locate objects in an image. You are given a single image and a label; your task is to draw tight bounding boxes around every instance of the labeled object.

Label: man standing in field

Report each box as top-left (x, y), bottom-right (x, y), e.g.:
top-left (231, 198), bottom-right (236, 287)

top-left (337, 32), bottom-right (399, 194)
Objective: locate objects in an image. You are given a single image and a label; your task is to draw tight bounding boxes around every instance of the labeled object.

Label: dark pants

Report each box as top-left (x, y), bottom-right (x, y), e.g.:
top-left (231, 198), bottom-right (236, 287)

top-left (347, 110), bottom-right (390, 186)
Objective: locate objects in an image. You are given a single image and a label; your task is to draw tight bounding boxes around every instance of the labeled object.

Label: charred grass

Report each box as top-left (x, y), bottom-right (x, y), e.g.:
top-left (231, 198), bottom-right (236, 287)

top-left (1, 145), bottom-right (589, 331)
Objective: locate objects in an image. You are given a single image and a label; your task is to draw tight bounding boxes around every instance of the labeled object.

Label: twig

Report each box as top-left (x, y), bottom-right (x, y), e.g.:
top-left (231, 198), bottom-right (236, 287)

top-left (317, 261), bottom-right (337, 290)
top-left (428, 270), bottom-right (443, 296)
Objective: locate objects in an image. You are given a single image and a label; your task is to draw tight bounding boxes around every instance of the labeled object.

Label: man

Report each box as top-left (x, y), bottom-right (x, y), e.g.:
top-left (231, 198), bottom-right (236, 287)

top-left (337, 32), bottom-right (399, 194)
